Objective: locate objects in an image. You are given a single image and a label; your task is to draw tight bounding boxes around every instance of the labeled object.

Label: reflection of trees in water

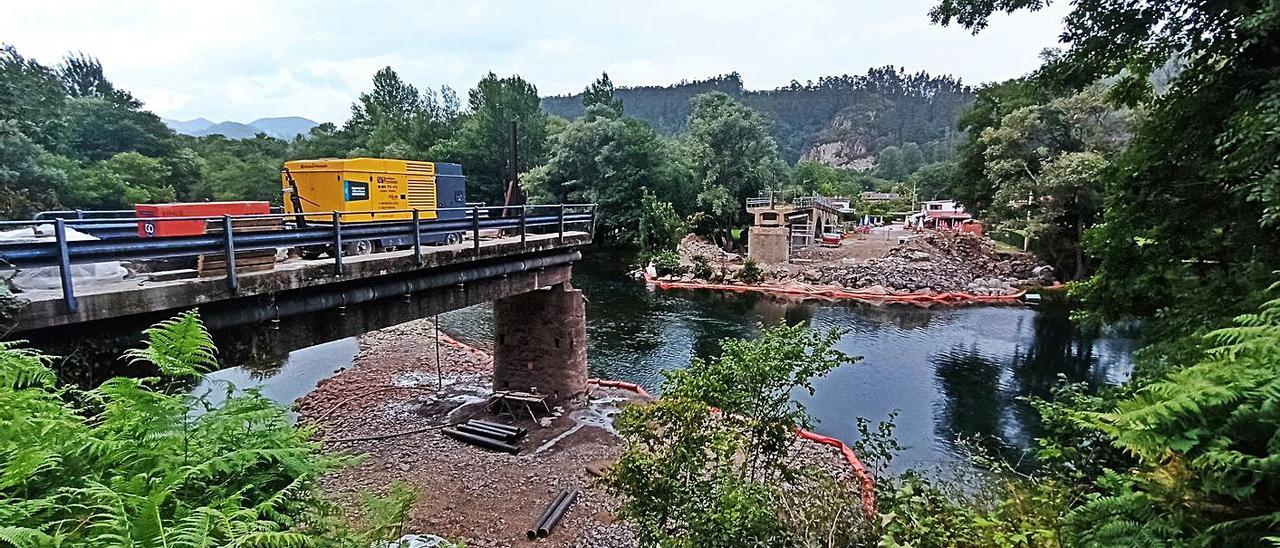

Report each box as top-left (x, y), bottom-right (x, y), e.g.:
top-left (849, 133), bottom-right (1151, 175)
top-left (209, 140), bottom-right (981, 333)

top-left (932, 345), bottom-right (1018, 457)
top-left (839, 302), bottom-right (937, 331)
top-left (932, 306), bottom-right (1110, 463)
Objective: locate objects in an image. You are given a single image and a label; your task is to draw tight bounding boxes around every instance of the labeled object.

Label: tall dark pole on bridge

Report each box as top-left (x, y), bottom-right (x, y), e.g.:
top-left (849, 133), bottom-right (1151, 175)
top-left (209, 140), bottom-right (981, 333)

top-left (502, 120), bottom-right (525, 218)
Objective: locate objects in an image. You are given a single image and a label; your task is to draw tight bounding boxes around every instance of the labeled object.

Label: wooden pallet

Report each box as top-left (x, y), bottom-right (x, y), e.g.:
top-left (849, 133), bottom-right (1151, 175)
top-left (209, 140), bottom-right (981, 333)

top-left (198, 218), bottom-right (283, 277)
top-left (203, 217), bottom-right (282, 234)
top-left (197, 249), bottom-right (276, 277)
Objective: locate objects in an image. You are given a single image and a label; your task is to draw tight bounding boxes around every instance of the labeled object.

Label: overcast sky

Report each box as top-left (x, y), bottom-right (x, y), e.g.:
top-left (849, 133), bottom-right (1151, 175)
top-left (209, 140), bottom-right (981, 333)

top-left (2, 1), bottom-right (1069, 124)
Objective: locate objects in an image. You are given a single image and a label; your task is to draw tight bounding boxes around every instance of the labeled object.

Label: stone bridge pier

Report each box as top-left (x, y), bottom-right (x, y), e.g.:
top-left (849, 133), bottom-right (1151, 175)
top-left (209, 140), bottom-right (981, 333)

top-left (491, 282), bottom-right (588, 403)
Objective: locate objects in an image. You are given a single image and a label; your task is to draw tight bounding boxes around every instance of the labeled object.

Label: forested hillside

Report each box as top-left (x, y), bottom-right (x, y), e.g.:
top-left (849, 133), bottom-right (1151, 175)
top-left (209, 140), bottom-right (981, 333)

top-left (541, 67), bottom-right (973, 166)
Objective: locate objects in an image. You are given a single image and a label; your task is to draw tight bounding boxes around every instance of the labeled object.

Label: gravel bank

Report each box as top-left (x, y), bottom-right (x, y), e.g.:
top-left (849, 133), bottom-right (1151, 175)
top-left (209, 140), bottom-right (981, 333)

top-left (296, 319), bottom-right (865, 546)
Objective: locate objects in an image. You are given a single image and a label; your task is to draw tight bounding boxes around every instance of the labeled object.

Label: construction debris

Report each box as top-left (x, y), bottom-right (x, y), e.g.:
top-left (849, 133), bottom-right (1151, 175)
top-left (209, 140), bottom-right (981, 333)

top-left (672, 230), bottom-right (1054, 296)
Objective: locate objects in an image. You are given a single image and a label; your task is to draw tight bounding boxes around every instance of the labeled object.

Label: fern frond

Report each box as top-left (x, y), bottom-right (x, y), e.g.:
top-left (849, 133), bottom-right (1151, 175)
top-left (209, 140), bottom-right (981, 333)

top-left (124, 310), bottom-right (218, 379)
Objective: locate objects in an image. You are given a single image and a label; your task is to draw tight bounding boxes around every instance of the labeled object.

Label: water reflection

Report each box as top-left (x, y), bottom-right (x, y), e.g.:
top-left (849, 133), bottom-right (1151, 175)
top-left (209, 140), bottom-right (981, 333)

top-left (231, 249), bottom-right (1137, 467)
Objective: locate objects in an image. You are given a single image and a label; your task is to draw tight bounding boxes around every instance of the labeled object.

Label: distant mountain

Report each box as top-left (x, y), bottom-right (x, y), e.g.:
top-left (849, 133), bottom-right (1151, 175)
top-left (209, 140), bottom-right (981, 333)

top-left (191, 121), bottom-right (263, 139)
top-left (541, 69), bottom-right (974, 167)
top-left (163, 116), bottom-right (319, 140)
top-left (248, 117), bottom-right (319, 139)
top-left (162, 117), bottom-right (214, 134)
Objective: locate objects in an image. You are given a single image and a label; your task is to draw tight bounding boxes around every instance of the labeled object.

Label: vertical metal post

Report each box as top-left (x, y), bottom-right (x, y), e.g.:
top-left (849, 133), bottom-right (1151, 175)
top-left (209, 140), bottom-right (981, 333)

top-left (332, 211), bottom-right (343, 275)
top-left (558, 203), bottom-right (566, 245)
top-left (54, 219), bottom-right (77, 313)
top-left (222, 215), bottom-right (238, 292)
top-left (589, 205), bottom-right (597, 237)
top-left (411, 209), bottom-right (423, 265)
top-left (74, 209), bottom-right (84, 220)
top-left (472, 207), bottom-right (481, 251)
top-left (519, 205), bottom-right (527, 246)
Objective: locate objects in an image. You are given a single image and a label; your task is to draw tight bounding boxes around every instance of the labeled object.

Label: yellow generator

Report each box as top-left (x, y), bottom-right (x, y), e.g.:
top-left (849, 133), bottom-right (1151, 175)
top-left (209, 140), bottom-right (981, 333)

top-left (281, 158), bottom-right (468, 250)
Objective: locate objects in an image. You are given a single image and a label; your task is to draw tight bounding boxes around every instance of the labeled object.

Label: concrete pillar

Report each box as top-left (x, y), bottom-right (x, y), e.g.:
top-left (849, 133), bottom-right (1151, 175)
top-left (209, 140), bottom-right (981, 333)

top-left (748, 226), bottom-right (790, 264)
top-left (492, 282), bottom-right (587, 403)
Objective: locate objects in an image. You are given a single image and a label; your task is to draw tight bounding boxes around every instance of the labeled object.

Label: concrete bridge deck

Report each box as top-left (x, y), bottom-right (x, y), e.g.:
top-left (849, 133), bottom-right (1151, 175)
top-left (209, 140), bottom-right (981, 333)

top-left (12, 231), bottom-right (590, 333)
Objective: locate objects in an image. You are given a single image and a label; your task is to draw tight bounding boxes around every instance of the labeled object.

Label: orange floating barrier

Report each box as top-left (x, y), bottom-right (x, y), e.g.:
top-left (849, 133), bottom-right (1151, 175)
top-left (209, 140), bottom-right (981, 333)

top-left (643, 272), bottom-right (1033, 305)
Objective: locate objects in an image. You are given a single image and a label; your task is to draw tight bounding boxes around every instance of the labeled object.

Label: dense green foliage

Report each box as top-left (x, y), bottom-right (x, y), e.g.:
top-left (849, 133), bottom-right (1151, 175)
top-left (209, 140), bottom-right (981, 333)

top-left (542, 68), bottom-right (973, 164)
top-left (0, 45), bottom-right (545, 218)
top-left (934, 0), bottom-right (1280, 330)
top-left (909, 0), bottom-right (1280, 545)
top-left (971, 86), bottom-right (1133, 278)
top-left (0, 311), bottom-right (422, 546)
top-left (609, 324), bottom-right (864, 546)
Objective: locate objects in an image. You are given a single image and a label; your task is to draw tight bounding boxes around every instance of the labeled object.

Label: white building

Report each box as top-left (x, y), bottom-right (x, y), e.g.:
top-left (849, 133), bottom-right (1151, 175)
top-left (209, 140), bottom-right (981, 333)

top-left (906, 200), bottom-right (972, 230)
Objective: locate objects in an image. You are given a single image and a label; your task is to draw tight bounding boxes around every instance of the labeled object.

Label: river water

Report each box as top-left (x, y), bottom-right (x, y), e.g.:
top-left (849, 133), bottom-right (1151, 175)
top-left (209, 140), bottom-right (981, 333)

top-left (204, 249), bottom-right (1138, 468)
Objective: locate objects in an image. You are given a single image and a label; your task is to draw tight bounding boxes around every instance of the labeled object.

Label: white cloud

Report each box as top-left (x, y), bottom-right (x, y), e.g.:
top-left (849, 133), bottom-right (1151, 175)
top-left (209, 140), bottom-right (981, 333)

top-left (1, 0), bottom-right (1071, 123)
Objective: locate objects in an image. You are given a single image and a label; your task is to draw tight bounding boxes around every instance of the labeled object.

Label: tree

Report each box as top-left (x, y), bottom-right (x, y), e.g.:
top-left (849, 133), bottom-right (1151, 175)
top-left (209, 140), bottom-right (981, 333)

top-left (873, 145), bottom-right (908, 181)
top-left (57, 53), bottom-right (139, 107)
top-left (59, 96), bottom-right (175, 162)
top-left (637, 188), bottom-right (687, 253)
top-left (582, 72), bottom-right (623, 113)
top-left (949, 78), bottom-right (1048, 215)
top-left (609, 324), bottom-right (860, 546)
top-left (900, 141), bottom-right (924, 175)
top-left (0, 121), bottom-right (65, 218)
top-left (933, 0), bottom-right (1280, 328)
top-left (976, 86), bottom-right (1130, 279)
top-left (682, 92), bottom-right (785, 246)
top-left (523, 104), bottom-right (675, 243)
top-left (63, 152), bottom-right (175, 208)
top-left (433, 73), bottom-right (548, 205)
top-left (909, 161), bottom-right (957, 201)
top-left (0, 45), bottom-right (67, 149)
top-left (345, 67), bottom-right (422, 155)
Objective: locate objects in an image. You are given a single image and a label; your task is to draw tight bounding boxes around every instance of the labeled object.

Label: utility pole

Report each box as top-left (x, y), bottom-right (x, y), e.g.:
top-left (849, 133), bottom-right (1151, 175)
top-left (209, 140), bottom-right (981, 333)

top-left (1024, 189), bottom-right (1033, 251)
top-left (501, 120), bottom-right (524, 217)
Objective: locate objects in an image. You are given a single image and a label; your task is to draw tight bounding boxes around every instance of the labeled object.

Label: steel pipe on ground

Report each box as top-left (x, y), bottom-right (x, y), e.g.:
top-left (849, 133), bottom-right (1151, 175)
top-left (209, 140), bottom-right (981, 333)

top-left (537, 488), bottom-right (579, 538)
top-left (527, 490), bottom-right (570, 540)
top-left (456, 423), bottom-right (520, 442)
top-left (442, 428), bottom-right (519, 454)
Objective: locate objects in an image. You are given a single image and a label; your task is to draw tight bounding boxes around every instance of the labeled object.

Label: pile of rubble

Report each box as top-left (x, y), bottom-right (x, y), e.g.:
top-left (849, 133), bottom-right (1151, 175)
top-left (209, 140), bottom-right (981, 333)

top-left (676, 234), bottom-right (741, 265)
top-left (831, 232), bottom-right (1050, 295)
top-left (759, 232), bottom-right (1052, 296)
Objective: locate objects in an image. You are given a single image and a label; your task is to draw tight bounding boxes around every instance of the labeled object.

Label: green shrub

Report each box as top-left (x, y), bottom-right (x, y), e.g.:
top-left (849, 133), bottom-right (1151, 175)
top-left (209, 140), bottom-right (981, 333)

top-left (608, 324), bottom-right (860, 546)
top-left (690, 254), bottom-right (713, 280)
top-left (739, 257), bottom-right (763, 284)
top-left (0, 310), bottom-right (426, 546)
top-left (651, 249), bottom-right (682, 277)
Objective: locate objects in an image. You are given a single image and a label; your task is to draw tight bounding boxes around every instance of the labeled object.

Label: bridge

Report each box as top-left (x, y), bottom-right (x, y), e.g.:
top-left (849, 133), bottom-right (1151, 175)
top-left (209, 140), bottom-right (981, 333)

top-left (1, 204), bottom-right (597, 402)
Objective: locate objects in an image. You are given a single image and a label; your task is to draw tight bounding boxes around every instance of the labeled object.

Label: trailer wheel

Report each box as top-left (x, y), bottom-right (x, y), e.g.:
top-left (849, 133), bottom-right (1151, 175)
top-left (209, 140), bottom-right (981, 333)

top-left (343, 240), bottom-right (374, 256)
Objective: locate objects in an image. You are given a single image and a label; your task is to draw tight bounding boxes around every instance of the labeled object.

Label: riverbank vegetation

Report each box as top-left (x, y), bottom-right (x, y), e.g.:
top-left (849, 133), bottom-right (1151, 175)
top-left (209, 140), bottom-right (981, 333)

top-left (0, 311), bottom-right (425, 546)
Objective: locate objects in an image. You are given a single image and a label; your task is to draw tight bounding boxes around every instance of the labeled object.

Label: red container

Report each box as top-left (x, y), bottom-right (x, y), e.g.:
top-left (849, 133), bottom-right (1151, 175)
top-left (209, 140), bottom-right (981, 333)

top-left (135, 202), bottom-right (271, 238)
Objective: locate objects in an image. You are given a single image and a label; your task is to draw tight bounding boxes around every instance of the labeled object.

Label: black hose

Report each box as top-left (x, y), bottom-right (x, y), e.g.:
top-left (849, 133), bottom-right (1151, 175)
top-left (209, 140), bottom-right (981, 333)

top-left (527, 489), bottom-right (569, 540)
top-left (537, 488), bottom-right (579, 538)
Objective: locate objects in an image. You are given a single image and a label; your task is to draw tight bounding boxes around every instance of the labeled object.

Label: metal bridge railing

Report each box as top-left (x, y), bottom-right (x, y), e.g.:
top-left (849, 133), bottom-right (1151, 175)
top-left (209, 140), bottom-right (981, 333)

top-left (1, 204), bottom-right (597, 313)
